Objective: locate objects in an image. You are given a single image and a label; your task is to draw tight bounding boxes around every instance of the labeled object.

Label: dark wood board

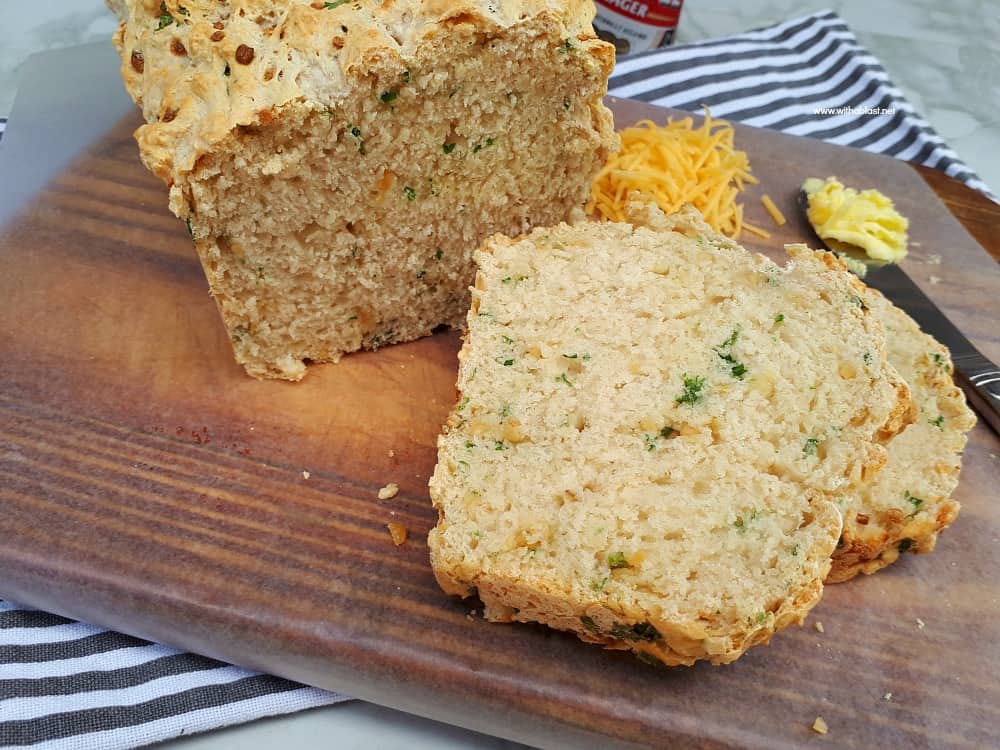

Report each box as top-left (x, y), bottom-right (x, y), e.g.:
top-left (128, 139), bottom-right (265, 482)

top-left (2, 52), bottom-right (999, 749)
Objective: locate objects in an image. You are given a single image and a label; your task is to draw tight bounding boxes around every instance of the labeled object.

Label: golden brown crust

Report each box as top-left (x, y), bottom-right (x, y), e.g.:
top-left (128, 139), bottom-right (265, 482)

top-left (433, 499), bottom-right (840, 666)
top-left (828, 287), bottom-right (975, 583)
top-left (109, 0), bottom-right (611, 186)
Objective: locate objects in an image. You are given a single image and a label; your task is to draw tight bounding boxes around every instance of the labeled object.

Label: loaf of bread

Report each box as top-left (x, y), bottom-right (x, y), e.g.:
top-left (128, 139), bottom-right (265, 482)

top-left (428, 204), bottom-right (912, 666)
top-left (108, 0), bottom-right (617, 379)
top-left (828, 288), bottom-right (976, 582)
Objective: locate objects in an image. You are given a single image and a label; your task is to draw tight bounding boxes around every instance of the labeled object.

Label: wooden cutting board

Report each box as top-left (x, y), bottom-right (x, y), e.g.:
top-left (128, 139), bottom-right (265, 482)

top-left (2, 58), bottom-right (999, 748)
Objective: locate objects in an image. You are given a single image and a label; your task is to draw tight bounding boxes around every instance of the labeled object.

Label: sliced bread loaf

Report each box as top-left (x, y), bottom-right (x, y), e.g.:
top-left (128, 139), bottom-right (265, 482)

top-left (109, 0), bottom-right (616, 379)
top-left (828, 288), bottom-right (976, 582)
top-left (428, 205), bottom-right (912, 666)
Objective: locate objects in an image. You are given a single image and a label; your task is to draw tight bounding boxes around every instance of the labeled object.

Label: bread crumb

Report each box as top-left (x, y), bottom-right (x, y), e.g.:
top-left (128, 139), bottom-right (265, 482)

top-left (388, 450), bottom-right (395, 458)
top-left (928, 275), bottom-right (941, 285)
top-left (916, 617), bottom-right (925, 629)
top-left (812, 717), bottom-right (828, 735)
top-left (387, 522), bottom-right (407, 546)
top-left (302, 470), bottom-right (310, 479)
top-left (378, 483), bottom-right (399, 500)
top-left (884, 692), bottom-right (893, 701)
top-left (814, 621), bottom-right (825, 633)
top-left (926, 253), bottom-right (941, 264)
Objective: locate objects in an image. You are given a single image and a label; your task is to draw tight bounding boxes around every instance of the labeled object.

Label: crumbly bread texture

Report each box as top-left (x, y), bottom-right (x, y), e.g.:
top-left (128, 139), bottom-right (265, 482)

top-left (428, 204), bottom-right (912, 666)
top-left (109, 0), bottom-right (616, 379)
top-left (828, 288), bottom-right (976, 582)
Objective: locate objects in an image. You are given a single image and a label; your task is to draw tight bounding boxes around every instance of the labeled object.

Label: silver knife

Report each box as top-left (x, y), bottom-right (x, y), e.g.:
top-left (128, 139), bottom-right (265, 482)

top-left (798, 190), bottom-right (1000, 435)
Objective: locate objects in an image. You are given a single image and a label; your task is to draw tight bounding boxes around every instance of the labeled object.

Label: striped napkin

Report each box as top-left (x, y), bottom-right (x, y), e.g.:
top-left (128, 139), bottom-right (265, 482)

top-left (0, 9), bottom-right (990, 750)
top-left (607, 9), bottom-right (993, 197)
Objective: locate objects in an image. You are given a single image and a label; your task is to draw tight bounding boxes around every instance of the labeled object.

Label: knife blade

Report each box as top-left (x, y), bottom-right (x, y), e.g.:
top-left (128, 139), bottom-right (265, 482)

top-left (797, 190), bottom-right (1000, 435)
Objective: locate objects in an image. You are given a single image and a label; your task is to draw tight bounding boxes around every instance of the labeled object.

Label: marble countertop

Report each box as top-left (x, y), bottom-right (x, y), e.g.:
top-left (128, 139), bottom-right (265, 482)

top-left (2, 2), bottom-right (997, 749)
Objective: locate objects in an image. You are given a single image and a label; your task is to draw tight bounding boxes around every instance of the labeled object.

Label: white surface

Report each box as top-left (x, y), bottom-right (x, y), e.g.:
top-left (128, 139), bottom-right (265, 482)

top-left (2, 2), bottom-right (998, 749)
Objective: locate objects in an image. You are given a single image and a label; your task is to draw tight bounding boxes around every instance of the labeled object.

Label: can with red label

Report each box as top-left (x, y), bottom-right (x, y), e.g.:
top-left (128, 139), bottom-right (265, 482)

top-left (592, 0), bottom-right (684, 56)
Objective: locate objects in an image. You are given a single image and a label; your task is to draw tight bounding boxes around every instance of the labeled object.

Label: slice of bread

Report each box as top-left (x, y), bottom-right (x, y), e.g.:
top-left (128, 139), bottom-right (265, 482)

top-left (428, 205), bottom-right (912, 666)
top-left (109, 1), bottom-right (616, 379)
top-left (828, 288), bottom-right (976, 582)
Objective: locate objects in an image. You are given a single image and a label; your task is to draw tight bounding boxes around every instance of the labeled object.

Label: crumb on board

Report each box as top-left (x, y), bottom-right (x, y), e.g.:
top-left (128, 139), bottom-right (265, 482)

top-left (387, 522), bottom-right (407, 546)
top-left (814, 621), bottom-right (825, 634)
top-left (812, 717), bottom-right (828, 735)
top-left (916, 618), bottom-right (925, 629)
top-left (926, 253), bottom-right (941, 264)
top-left (378, 483), bottom-right (399, 500)
top-left (388, 449), bottom-right (395, 458)
top-left (884, 692), bottom-right (893, 701)
top-left (929, 275), bottom-right (941, 285)
top-left (302, 470), bottom-right (310, 479)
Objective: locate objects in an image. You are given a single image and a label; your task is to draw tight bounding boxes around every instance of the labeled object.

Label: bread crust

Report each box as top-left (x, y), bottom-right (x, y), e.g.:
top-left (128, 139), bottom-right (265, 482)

top-left (827, 287), bottom-right (975, 582)
top-left (109, 0), bottom-right (612, 187)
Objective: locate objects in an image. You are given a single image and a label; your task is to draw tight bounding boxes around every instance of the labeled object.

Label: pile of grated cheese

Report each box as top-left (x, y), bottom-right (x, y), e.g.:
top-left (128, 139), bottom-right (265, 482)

top-left (587, 109), bottom-right (765, 239)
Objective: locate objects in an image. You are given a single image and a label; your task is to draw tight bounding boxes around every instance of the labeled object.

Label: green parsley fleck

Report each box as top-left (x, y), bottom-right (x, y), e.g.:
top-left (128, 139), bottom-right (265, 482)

top-left (610, 622), bottom-right (660, 642)
top-left (580, 615), bottom-right (600, 633)
top-left (659, 426), bottom-right (675, 439)
top-left (434, 248), bottom-right (443, 260)
top-left (755, 612), bottom-right (769, 625)
top-left (416, 269), bottom-right (426, 279)
top-left (803, 437), bottom-right (821, 456)
top-left (608, 551), bottom-right (630, 569)
top-left (556, 373), bottom-right (573, 387)
top-left (501, 335), bottom-right (515, 345)
top-left (863, 351), bottom-right (873, 365)
top-left (403, 186), bottom-right (416, 201)
top-left (456, 396), bottom-right (470, 412)
top-left (898, 538), bottom-right (914, 552)
top-left (499, 403), bottom-right (511, 420)
top-left (930, 415), bottom-right (945, 429)
top-left (848, 294), bottom-right (870, 310)
top-left (774, 313), bottom-right (785, 324)
top-left (156, 2), bottom-right (175, 30)
top-left (790, 543), bottom-right (800, 556)
top-left (494, 440), bottom-right (507, 451)
top-left (563, 97), bottom-right (572, 111)
top-left (930, 351), bottom-right (950, 371)
top-left (590, 576), bottom-right (608, 592)
top-left (714, 328), bottom-right (748, 379)
top-left (442, 142), bottom-right (457, 154)
top-left (557, 39), bottom-right (574, 54)
top-left (185, 217), bottom-right (194, 238)
top-left (380, 90), bottom-right (398, 104)
top-left (402, 70), bottom-right (410, 83)
top-left (904, 490), bottom-right (925, 516)
top-left (675, 374), bottom-right (706, 405)
top-left (502, 358), bottom-right (514, 367)
top-left (464, 440), bottom-right (475, 449)
top-left (323, 0), bottom-right (351, 7)
top-left (643, 434), bottom-right (658, 451)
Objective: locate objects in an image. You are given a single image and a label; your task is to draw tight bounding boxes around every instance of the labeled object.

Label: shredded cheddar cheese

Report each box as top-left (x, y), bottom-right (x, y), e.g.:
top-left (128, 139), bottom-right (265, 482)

top-left (743, 222), bottom-right (771, 239)
top-left (761, 194), bottom-right (786, 226)
top-left (588, 109), bottom-right (758, 238)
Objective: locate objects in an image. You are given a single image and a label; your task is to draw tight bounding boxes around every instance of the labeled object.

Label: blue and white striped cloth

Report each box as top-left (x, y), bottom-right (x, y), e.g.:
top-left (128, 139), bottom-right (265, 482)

top-left (607, 9), bottom-right (992, 197)
top-left (1, 9), bottom-right (992, 750)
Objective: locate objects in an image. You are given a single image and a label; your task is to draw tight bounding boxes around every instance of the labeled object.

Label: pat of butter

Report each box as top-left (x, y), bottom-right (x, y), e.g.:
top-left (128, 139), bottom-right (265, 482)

top-left (802, 176), bottom-right (909, 263)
